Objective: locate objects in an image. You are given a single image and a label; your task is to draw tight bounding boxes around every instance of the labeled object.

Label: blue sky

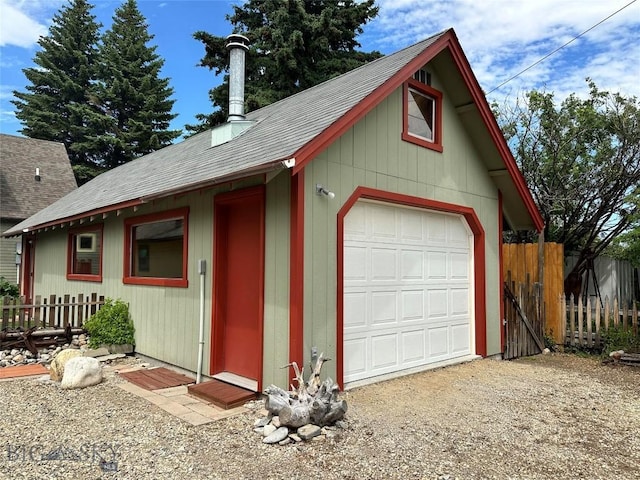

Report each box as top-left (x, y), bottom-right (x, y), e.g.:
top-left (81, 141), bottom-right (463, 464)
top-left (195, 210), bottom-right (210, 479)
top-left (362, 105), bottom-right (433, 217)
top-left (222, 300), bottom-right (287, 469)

top-left (1, 0), bottom-right (639, 139)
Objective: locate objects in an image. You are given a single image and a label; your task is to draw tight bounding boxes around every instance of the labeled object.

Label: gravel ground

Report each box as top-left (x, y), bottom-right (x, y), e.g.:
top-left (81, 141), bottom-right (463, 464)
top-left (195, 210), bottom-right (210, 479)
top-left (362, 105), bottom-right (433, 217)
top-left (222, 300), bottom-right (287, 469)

top-left (1, 353), bottom-right (638, 480)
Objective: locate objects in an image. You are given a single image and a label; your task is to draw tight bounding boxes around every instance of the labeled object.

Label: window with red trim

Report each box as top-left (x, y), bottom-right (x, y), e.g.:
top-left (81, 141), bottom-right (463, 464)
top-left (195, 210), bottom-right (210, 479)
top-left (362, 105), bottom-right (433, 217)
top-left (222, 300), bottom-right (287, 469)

top-left (402, 78), bottom-right (443, 152)
top-left (67, 225), bottom-right (103, 282)
top-left (123, 208), bottom-right (189, 287)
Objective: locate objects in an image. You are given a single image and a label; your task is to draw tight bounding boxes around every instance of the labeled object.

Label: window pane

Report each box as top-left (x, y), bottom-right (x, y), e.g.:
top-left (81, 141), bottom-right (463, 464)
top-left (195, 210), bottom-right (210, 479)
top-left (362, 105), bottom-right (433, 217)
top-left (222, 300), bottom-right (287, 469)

top-left (132, 219), bottom-right (183, 278)
top-left (72, 231), bottom-right (101, 275)
top-left (408, 89), bottom-right (434, 141)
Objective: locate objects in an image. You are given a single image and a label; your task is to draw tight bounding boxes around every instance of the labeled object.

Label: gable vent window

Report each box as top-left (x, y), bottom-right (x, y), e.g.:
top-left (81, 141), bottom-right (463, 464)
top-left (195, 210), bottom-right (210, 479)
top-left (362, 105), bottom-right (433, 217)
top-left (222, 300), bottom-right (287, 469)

top-left (413, 69), bottom-right (431, 86)
top-left (402, 77), bottom-right (443, 152)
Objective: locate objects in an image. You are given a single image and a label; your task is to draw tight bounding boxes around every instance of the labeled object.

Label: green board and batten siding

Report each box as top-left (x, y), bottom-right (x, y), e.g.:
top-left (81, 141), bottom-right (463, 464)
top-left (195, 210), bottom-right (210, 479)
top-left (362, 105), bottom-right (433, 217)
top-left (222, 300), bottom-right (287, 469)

top-left (303, 79), bottom-right (501, 381)
top-left (31, 175), bottom-right (292, 388)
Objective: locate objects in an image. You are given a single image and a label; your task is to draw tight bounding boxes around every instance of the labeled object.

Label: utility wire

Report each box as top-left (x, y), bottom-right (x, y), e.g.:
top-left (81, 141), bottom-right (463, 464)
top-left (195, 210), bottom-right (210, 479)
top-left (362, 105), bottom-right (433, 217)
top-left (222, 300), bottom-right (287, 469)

top-left (486, 0), bottom-right (638, 95)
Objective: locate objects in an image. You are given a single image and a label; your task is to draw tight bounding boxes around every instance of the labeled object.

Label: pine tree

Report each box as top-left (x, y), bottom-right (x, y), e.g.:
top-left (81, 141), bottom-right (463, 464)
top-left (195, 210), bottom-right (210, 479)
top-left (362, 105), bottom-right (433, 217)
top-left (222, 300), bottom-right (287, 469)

top-left (97, 0), bottom-right (180, 169)
top-left (12, 0), bottom-right (108, 175)
top-left (186, 0), bottom-right (381, 134)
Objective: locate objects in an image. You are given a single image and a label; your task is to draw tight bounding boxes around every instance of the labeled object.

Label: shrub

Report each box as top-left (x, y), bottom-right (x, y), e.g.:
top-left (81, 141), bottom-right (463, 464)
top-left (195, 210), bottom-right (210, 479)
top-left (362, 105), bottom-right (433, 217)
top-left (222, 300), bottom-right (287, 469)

top-left (0, 277), bottom-right (19, 298)
top-left (600, 325), bottom-right (640, 356)
top-left (84, 298), bottom-right (135, 348)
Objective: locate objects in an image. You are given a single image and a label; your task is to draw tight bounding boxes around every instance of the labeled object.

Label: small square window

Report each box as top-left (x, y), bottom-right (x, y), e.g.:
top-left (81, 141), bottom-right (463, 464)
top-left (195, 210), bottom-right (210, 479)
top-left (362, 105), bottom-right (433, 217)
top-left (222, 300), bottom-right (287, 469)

top-left (402, 78), bottom-right (443, 152)
top-left (123, 208), bottom-right (189, 287)
top-left (67, 226), bottom-right (103, 282)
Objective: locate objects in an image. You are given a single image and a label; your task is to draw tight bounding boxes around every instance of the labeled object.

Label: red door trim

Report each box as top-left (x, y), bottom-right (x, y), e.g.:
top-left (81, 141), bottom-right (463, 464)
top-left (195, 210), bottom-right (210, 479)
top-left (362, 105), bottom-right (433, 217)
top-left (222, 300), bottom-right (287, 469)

top-left (336, 186), bottom-right (487, 387)
top-left (211, 185), bottom-right (265, 391)
top-left (289, 170), bottom-right (305, 369)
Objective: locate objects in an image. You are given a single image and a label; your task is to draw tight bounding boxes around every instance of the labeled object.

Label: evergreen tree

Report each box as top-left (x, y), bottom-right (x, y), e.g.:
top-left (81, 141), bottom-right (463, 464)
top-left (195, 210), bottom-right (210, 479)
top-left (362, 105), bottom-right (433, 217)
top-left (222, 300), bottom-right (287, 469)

top-left (187, 0), bottom-right (381, 134)
top-left (12, 0), bottom-right (108, 176)
top-left (97, 0), bottom-right (180, 169)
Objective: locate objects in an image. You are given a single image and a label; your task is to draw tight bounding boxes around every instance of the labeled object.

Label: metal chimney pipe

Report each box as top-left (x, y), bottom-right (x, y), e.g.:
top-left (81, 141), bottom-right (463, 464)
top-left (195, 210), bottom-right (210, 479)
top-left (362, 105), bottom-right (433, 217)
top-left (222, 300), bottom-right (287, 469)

top-left (226, 34), bottom-right (250, 122)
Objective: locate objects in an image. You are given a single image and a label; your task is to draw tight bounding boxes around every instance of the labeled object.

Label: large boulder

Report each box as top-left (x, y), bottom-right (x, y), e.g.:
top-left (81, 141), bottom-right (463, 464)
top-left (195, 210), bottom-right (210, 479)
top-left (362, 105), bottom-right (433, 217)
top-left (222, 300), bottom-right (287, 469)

top-left (49, 349), bottom-right (82, 381)
top-left (60, 357), bottom-right (102, 389)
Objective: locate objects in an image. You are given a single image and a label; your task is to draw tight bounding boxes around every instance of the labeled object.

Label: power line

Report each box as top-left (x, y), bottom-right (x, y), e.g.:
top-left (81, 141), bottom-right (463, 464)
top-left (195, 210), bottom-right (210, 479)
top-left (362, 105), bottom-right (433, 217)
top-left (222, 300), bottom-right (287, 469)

top-left (486, 0), bottom-right (638, 95)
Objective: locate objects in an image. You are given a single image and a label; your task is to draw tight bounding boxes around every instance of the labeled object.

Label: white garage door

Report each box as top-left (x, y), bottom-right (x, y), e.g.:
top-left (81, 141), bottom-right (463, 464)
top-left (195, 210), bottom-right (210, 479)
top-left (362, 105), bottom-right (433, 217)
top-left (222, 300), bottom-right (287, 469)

top-left (343, 200), bottom-right (473, 384)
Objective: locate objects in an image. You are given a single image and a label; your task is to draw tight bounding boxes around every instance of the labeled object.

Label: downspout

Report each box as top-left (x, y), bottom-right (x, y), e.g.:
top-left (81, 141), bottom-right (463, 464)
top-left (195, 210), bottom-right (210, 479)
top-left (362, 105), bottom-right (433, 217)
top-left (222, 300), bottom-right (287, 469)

top-left (196, 259), bottom-right (206, 383)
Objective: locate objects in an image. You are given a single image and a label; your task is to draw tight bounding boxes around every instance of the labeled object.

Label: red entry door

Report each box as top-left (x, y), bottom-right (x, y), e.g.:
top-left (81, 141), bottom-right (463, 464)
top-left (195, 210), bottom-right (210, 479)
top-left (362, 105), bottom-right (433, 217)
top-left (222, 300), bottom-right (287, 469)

top-left (212, 186), bottom-right (265, 386)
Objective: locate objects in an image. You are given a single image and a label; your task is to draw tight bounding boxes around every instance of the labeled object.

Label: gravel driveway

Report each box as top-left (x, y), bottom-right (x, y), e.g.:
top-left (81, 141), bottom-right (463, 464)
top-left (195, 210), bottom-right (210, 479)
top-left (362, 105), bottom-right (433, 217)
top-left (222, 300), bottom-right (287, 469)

top-left (1, 354), bottom-right (638, 480)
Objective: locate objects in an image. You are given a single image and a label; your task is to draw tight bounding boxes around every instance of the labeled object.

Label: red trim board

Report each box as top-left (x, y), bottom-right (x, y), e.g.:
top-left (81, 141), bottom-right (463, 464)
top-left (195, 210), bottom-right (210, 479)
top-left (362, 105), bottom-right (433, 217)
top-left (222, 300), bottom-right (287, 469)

top-left (336, 187), bottom-right (487, 387)
top-left (289, 170), bottom-right (305, 369)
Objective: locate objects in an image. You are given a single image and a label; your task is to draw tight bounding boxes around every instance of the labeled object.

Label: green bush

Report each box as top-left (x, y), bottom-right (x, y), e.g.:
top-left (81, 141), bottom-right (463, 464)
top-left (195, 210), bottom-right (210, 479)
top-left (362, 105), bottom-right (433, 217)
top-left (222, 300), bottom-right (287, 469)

top-left (84, 298), bottom-right (135, 348)
top-left (0, 277), bottom-right (19, 298)
top-left (600, 325), bottom-right (640, 356)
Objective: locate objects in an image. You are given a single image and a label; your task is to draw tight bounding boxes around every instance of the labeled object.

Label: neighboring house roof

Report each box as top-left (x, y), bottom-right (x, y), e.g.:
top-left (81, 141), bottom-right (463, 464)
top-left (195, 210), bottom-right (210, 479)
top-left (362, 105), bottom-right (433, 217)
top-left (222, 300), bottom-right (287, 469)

top-left (3, 28), bottom-right (543, 237)
top-left (0, 134), bottom-right (77, 222)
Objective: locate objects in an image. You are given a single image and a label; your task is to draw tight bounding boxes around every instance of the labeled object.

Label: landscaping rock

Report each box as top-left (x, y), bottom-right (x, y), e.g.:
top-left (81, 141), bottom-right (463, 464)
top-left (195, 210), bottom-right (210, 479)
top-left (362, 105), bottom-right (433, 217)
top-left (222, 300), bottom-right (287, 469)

top-left (297, 424), bottom-right (321, 441)
top-left (263, 424), bottom-right (277, 437)
top-left (60, 357), bottom-right (102, 389)
top-left (49, 349), bottom-right (82, 381)
top-left (83, 347), bottom-right (110, 358)
top-left (263, 427), bottom-right (289, 444)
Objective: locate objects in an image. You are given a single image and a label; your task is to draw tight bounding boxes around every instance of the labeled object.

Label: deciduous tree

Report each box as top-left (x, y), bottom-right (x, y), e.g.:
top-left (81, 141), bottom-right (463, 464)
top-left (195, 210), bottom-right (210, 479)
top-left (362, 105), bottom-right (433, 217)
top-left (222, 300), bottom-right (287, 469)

top-left (495, 81), bottom-right (640, 293)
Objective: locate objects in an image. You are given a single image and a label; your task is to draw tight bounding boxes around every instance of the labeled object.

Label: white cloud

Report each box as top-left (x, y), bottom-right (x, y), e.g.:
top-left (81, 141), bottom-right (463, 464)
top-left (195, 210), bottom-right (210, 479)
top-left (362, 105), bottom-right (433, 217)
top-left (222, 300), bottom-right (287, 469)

top-left (367, 0), bottom-right (640, 102)
top-left (0, 0), bottom-right (50, 48)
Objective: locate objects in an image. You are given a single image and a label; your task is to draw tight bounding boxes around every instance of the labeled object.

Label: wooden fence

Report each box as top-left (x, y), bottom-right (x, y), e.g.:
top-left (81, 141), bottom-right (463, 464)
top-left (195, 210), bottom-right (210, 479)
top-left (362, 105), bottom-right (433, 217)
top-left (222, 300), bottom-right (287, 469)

top-left (0, 293), bottom-right (105, 331)
top-left (503, 242), bottom-right (564, 343)
top-left (503, 275), bottom-right (545, 360)
top-left (563, 294), bottom-right (639, 348)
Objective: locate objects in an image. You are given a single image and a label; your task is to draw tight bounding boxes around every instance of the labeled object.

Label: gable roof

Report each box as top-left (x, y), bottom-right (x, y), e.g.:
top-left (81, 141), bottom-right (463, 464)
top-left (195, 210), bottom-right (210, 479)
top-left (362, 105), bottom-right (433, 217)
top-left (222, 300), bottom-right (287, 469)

top-left (4, 28), bottom-right (543, 236)
top-left (0, 134), bottom-right (77, 222)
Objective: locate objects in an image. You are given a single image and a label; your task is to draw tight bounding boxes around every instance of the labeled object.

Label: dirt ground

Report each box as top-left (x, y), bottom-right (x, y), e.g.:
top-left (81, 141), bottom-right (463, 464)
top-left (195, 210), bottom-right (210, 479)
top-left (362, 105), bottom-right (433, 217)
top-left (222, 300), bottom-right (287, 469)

top-left (2, 353), bottom-right (639, 479)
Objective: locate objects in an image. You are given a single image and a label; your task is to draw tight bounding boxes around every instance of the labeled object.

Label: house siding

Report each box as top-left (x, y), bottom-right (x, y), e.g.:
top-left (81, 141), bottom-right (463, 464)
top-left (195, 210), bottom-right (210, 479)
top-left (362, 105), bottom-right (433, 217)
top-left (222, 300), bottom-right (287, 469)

top-left (303, 79), bottom-right (501, 381)
top-left (30, 174), bottom-right (292, 387)
top-left (0, 220), bottom-right (20, 283)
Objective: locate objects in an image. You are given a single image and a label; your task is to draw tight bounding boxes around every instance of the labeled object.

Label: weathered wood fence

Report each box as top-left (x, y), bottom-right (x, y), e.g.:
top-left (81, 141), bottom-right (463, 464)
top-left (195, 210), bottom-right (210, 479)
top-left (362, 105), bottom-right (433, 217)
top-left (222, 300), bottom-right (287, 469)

top-left (1, 293), bottom-right (104, 331)
top-left (563, 294), bottom-right (639, 348)
top-left (503, 274), bottom-right (546, 360)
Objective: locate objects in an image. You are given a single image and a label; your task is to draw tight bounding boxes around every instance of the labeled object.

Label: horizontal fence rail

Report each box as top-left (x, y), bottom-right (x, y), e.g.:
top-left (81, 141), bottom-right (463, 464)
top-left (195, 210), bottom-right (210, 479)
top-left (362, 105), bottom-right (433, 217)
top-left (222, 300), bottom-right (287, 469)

top-left (564, 294), bottom-right (639, 348)
top-left (1, 293), bottom-right (105, 331)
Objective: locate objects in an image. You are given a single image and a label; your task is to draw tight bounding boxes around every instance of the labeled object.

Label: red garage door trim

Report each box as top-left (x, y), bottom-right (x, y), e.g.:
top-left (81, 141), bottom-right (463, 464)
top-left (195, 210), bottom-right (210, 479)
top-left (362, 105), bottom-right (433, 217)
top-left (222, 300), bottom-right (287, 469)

top-left (337, 186), bottom-right (487, 388)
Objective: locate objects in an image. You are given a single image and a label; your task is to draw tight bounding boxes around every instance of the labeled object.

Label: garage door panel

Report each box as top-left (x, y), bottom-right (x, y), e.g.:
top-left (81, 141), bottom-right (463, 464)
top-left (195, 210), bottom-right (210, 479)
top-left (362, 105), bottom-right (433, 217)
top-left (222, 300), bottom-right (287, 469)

top-left (427, 289), bottom-right (448, 318)
top-left (344, 337), bottom-right (367, 377)
top-left (370, 333), bottom-right (398, 370)
top-left (344, 201), bottom-right (473, 384)
top-left (401, 249), bottom-right (424, 280)
top-left (450, 252), bottom-right (470, 279)
top-left (344, 245), bottom-right (367, 281)
top-left (452, 323), bottom-right (471, 354)
top-left (344, 290), bottom-right (367, 329)
top-left (428, 327), bottom-right (449, 357)
top-left (401, 330), bottom-right (426, 363)
top-left (450, 288), bottom-right (470, 316)
top-left (371, 206), bottom-right (397, 241)
top-left (372, 291), bottom-right (397, 325)
top-left (371, 247), bottom-right (397, 281)
top-left (427, 251), bottom-right (447, 279)
top-left (401, 289), bottom-right (424, 321)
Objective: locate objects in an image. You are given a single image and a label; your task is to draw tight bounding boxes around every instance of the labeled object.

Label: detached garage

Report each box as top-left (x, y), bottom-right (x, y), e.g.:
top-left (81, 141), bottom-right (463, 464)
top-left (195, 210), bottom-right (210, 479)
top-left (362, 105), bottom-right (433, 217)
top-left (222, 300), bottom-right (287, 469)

top-left (343, 200), bottom-right (474, 384)
top-left (7, 29), bottom-right (543, 397)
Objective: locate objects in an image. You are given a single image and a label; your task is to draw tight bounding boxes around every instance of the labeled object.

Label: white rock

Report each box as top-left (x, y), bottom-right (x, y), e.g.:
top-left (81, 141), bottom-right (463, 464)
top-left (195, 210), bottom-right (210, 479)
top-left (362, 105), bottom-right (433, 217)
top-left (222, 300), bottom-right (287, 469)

top-left (543, 348), bottom-right (550, 354)
top-left (263, 424), bottom-right (277, 437)
top-left (50, 349), bottom-right (82, 381)
top-left (297, 424), bottom-right (322, 440)
top-left (12, 354), bottom-right (24, 363)
top-left (60, 357), bottom-right (102, 389)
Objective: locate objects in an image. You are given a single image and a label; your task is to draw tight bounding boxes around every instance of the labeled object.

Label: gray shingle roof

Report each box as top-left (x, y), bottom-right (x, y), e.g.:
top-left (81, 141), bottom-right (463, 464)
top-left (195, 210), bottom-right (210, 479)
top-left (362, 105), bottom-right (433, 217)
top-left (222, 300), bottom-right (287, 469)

top-left (3, 31), bottom-right (449, 236)
top-left (0, 134), bottom-right (77, 221)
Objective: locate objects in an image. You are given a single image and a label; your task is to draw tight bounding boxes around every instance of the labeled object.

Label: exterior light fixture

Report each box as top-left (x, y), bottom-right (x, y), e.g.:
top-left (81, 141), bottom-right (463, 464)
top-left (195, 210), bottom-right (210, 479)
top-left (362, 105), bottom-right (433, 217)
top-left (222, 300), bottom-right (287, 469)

top-left (316, 184), bottom-right (335, 199)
